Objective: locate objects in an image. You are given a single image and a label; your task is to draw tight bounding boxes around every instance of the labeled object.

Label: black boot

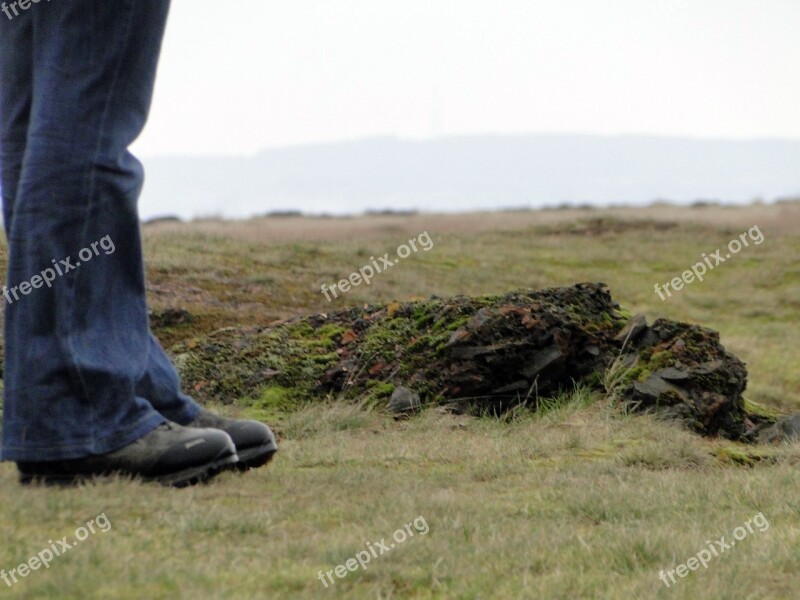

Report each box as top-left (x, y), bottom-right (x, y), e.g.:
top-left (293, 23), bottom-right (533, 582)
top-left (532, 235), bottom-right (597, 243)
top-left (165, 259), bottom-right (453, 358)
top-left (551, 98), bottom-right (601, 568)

top-left (186, 408), bottom-right (277, 470)
top-left (17, 422), bottom-right (238, 487)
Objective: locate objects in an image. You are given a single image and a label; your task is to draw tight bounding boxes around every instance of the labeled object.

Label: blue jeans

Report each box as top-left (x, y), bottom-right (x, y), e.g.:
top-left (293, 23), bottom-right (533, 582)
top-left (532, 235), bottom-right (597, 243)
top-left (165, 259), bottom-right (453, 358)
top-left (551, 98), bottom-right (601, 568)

top-left (0, 0), bottom-right (199, 461)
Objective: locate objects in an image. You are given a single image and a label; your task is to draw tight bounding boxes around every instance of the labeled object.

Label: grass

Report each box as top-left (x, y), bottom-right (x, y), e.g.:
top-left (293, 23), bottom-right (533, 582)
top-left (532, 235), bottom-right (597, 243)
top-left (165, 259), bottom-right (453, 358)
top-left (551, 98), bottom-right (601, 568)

top-left (1, 203), bottom-right (800, 598)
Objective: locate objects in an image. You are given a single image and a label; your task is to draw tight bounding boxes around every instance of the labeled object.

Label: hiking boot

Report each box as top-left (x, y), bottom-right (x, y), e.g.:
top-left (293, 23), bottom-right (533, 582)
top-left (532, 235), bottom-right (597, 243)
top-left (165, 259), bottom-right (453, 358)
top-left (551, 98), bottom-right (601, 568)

top-left (17, 422), bottom-right (238, 487)
top-left (186, 408), bottom-right (277, 470)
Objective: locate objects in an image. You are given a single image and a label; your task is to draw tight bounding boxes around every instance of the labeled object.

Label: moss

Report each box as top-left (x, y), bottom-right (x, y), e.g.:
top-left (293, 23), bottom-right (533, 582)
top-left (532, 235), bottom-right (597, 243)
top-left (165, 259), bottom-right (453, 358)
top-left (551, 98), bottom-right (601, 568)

top-left (432, 314), bottom-right (469, 333)
top-left (170, 319), bottom-right (342, 407)
top-left (357, 318), bottom-right (407, 363)
top-left (254, 384), bottom-right (295, 409)
top-left (365, 381), bottom-right (396, 396)
top-left (242, 384), bottom-right (304, 422)
top-left (713, 445), bottom-right (776, 467)
top-left (446, 316), bottom-right (471, 331)
top-left (632, 350), bottom-right (675, 383)
top-left (310, 352), bottom-right (339, 364)
top-left (316, 323), bottom-right (348, 341)
top-left (616, 305), bottom-right (633, 321)
top-left (743, 398), bottom-right (781, 420)
top-left (412, 304), bottom-right (437, 329)
top-left (353, 382), bottom-right (398, 409)
top-left (284, 320), bottom-right (316, 339)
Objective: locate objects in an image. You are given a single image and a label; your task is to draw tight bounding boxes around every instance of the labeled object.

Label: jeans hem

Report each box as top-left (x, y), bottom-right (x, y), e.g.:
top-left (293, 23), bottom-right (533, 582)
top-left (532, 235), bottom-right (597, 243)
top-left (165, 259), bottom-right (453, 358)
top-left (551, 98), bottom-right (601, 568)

top-left (161, 397), bottom-right (201, 427)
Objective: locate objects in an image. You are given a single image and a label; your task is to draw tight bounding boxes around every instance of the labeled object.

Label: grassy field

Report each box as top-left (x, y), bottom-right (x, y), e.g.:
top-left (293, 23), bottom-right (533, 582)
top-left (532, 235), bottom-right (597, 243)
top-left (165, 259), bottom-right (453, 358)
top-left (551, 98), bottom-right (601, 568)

top-left (1, 202), bottom-right (800, 599)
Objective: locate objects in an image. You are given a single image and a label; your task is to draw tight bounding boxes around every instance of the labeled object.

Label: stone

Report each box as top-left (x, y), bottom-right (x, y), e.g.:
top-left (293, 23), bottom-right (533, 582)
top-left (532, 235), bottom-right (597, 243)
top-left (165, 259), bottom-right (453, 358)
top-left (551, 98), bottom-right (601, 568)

top-left (755, 414), bottom-right (800, 444)
top-left (389, 386), bottom-right (421, 415)
top-left (653, 367), bottom-right (691, 382)
top-left (614, 314), bottom-right (648, 346)
top-left (521, 345), bottom-right (565, 379)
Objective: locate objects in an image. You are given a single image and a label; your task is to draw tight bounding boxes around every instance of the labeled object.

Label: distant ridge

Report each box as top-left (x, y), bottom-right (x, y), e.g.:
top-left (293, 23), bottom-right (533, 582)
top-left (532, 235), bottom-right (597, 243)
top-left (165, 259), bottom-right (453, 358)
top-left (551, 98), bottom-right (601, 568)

top-left (140, 134), bottom-right (800, 220)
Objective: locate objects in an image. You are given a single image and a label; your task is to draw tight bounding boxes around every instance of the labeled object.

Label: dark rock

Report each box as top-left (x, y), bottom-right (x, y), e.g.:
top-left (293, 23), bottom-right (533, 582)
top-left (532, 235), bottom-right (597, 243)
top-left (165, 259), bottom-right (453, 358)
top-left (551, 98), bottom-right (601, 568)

top-left (448, 344), bottom-right (508, 360)
top-left (493, 380), bottom-right (530, 395)
top-left (615, 314), bottom-right (648, 346)
top-left (618, 319), bottom-right (748, 439)
top-left (389, 386), bottom-right (421, 415)
top-left (630, 376), bottom-right (684, 405)
top-left (521, 345), bottom-right (564, 379)
top-left (653, 367), bottom-right (691, 382)
top-left (755, 415), bottom-right (800, 444)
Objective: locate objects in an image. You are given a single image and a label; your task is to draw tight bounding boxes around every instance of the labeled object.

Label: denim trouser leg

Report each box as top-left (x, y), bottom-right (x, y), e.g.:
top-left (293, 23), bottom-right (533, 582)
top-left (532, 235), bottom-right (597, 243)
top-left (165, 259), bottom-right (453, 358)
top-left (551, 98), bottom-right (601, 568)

top-left (0, 0), bottom-right (197, 461)
top-left (0, 9), bottom-right (30, 234)
top-left (136, 334), bottom-right (200, 425)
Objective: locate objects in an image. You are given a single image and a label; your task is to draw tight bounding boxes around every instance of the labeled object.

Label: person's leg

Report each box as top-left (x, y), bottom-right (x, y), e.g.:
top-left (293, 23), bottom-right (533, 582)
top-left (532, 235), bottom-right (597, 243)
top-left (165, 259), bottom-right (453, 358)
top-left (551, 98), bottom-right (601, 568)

top-left (136, 333), bottom-right (200, 423)
top-left (1, 0), bottom-right (174, 461)
top-left (0, 9), bottom-right (32, 235)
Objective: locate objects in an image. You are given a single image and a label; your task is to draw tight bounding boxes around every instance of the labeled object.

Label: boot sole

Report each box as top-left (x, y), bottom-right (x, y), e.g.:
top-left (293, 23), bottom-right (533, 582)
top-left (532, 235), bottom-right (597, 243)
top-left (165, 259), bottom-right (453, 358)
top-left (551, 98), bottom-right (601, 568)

top-left (235, 442), bottom-right (278, 471)
top-left (19, 453), bottom-right (240, 488)
top-left (148, 453), bottom-right (240, 487)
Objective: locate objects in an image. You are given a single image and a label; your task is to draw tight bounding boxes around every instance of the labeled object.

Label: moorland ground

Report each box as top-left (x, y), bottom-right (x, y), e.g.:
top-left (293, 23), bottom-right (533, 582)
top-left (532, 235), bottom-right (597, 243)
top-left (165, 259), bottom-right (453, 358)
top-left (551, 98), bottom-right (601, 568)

top-left (1, 202), bottom-right (799, 599)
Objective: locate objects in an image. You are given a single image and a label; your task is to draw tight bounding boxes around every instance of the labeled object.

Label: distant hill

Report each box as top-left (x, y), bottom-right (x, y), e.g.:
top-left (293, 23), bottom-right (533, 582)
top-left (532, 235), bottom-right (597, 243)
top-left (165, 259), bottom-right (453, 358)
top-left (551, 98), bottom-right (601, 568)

top-left (140, 134), bottom-right (800, 220)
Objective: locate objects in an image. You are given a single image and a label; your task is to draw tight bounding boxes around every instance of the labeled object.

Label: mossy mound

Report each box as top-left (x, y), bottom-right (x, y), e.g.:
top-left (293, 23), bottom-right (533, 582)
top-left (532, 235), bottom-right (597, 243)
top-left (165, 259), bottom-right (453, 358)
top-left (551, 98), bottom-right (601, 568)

top-left (169, 282), bottom-right (784, 441)
top-left (171, 282), bottom-right (624, 407)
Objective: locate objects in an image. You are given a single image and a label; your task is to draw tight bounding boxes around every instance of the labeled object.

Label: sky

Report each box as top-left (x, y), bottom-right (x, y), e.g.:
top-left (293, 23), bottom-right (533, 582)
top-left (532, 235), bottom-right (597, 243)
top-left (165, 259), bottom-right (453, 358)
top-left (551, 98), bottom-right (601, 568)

top-left (131, 0), bottom-right (800, 158)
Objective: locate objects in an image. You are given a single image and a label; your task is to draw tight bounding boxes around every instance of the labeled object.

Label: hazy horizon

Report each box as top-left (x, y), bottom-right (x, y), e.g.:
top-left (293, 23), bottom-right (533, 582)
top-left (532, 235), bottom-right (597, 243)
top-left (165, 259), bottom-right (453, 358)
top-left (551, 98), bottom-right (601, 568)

top-left (139, 133), bottom-right (800, 221)
top-left (139, 130), bottom-right (800, 160)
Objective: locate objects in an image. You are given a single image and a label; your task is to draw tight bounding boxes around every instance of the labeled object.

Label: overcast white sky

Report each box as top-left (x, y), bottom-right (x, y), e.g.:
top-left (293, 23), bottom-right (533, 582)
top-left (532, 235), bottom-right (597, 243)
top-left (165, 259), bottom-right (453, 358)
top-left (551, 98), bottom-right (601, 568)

top-left (132, 0), bottom-right (800, 157)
